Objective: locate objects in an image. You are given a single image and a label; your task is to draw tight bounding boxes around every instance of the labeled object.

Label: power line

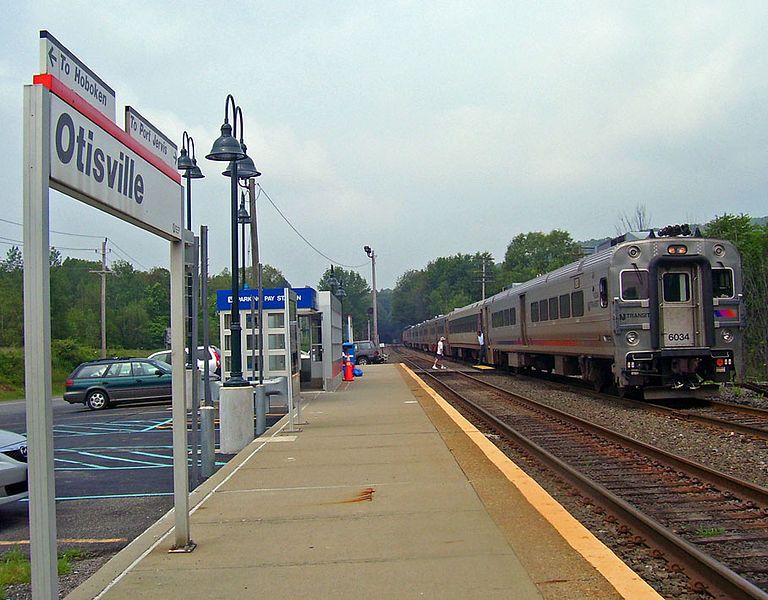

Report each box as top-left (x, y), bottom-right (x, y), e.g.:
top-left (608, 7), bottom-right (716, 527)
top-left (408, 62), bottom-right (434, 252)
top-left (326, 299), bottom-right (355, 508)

top-left (108, 240), bottom-right (148, 270)
top-left (0, 216), bottom-right (104, 239)
top-left (257, 184), bottom-right (369, 270)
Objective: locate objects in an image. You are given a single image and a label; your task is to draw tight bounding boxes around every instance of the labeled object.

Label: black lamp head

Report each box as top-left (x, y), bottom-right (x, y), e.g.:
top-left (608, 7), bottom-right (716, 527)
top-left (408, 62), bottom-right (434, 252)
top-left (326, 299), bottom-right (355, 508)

top-left (177, 148), bottom-right (194, 171)
top-left (206, 122), bottom-right (245, 162)
top-left (187, 158), bottom-right (204, 179)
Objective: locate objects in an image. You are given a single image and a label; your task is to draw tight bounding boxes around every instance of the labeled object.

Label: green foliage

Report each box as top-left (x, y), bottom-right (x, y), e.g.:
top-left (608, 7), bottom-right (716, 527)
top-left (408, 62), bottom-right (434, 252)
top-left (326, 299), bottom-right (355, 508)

top-left (318, 267), bottom-right (371, 341)
top-left (0, 547), bottom-right (85, 598)
top-left (391, 253), bottom-right (501, 331)
top-left (502, 230), bottom-right (582, 283)
top-left (694, 526), bottom-right (725, 537)
top-left (703, 214), bottom-right (768, 375)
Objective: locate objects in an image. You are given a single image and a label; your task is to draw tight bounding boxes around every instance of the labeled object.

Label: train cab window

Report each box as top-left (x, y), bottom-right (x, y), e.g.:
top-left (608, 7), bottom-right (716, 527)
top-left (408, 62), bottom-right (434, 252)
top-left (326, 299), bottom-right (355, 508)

top-left (539, 299), bottom-right (549, 321)
top-left (571, 291), bottom-right (584, 317)
top-left (510, 307), bottom-right (516, 325)
top-left (548, 297), bottom-right (559, 319)
top-left (503, 309), bottom-right (510, 326)
top-left (599, 278), bottom-right (608, 308)
top-left (530, 302), bottom-right (539, 322)
top-left (712, 268), bottom-right (734, 298)
top-left (559, 294), bottom-right (570, 318)
top-left (621, 270), bottom-right (649, 300)
top-left (663, 272), bottom-right (690, 302)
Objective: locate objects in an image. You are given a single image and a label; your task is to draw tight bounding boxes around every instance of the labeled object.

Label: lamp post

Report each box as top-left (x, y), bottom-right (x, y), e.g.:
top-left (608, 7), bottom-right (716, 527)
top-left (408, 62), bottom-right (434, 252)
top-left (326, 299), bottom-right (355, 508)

top-left (236, 194), bottom-right (251, 378)
top-left (329, 267), bottom-right (347, 341)
top-left (206, 95), bottom-right (259, 386)
top-left (364, 245), bottom-right (378, 347)
top-left (178, 133), bottom-right (204, 367)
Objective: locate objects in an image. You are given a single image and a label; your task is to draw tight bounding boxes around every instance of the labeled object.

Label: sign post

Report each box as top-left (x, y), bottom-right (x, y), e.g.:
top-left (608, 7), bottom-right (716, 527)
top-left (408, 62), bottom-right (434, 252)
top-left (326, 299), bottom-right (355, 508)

top-left (24, 31), bottom-right (191, 597)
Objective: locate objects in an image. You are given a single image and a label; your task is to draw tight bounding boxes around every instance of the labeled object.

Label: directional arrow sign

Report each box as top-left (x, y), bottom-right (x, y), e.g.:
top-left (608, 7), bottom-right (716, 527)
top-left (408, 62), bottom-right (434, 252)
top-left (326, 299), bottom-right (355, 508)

top-left (39, 30), bottom-right (116, 121)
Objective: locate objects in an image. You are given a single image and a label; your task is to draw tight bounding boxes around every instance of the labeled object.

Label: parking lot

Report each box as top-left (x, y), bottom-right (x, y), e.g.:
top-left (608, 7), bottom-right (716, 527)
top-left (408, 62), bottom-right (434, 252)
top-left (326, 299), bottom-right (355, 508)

top-left (0, 398), bottom-right (232, 555)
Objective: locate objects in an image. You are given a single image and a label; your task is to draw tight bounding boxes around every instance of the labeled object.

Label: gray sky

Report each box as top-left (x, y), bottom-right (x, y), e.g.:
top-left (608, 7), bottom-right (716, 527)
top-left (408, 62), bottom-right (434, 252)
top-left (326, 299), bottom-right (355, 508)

top-left (2, 2), bottom-right (767, 289)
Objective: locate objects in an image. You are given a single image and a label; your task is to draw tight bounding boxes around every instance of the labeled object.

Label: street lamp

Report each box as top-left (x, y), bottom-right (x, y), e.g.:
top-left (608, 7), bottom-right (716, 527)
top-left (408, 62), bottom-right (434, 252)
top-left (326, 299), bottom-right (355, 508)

top-left (205, 95), bottom-right (250, 386)
top-left (329, 267), bottom-right (347, 341)
top-left (364, 245), bottom-right (378, 347)
top-left (178, 132), bottom-right (204, 367)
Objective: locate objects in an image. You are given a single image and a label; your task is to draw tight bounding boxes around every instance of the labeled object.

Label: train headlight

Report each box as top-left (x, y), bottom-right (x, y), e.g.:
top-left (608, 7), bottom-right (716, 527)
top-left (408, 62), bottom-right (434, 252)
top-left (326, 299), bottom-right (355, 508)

top-left (721, 329), bottom-right (734, 343)
top-left (625, 331), bottom-right (640, 345)
top-left (667, 244), bottom-right (688, 255)
top-left (713, 244), bottom-right (725, 257)
top-left (627, 245), bottom-right (641, 259)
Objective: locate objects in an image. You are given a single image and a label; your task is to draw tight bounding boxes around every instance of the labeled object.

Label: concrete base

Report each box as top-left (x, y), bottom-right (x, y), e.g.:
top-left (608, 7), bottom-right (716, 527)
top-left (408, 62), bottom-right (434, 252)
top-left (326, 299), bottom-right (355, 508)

top-left (219, 386), bottom-right (254, 454)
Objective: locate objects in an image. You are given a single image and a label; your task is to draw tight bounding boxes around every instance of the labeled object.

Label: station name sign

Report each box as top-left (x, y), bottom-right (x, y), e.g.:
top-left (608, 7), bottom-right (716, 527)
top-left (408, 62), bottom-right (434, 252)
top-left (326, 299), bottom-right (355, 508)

top-left (40, 30), bottom-right (116, 121)
top-left (49, 92), bottom-right (182, 241)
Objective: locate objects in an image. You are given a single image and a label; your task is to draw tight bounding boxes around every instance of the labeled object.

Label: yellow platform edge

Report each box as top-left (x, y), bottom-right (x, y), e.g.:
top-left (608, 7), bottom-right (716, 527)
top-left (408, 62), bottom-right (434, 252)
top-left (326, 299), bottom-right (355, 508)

top-left (401, 364), bottom-right (663, 600)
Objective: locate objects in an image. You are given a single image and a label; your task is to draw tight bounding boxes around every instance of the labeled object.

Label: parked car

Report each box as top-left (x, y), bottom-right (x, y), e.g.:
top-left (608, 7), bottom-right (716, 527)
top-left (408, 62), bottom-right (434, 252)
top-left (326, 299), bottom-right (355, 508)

top-left (149, 346), bottom-right (221, 378)
top-left (0, 430), bottom-right (28, 506)
top-left (64, 358), bottom-right (172, 410)
top-left (354, 340), bottom-right (385, 365)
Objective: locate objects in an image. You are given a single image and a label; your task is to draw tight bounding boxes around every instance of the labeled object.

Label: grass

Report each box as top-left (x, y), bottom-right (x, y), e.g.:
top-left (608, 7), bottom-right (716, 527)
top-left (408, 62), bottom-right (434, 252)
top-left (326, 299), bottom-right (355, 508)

top-left (0, 547), bottom-right (85, 599)
top-left (694, 526), bottom-right (725, 537)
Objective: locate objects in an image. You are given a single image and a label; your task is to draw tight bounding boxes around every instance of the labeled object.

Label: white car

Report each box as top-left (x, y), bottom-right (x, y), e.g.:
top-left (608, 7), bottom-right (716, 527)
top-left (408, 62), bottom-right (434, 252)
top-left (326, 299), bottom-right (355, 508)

top-left (0, 430), bottom-right (28, 506)
top-left (149, 346), bottom-right (221, 378)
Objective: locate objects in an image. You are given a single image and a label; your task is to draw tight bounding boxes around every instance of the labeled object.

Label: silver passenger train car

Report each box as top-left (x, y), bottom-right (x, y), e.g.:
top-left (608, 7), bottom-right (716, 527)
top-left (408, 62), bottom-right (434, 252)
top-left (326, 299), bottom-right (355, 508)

top-left (403, 229), bottom-right (744, 399)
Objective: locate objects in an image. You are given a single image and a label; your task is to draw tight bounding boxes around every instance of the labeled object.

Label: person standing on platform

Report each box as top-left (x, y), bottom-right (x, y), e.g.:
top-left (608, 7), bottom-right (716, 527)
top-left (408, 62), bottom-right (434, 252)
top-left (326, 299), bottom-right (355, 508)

top-left (432, 336), bottom-right (447, 370)
top-left (477, 330), bottom-right (486, 365)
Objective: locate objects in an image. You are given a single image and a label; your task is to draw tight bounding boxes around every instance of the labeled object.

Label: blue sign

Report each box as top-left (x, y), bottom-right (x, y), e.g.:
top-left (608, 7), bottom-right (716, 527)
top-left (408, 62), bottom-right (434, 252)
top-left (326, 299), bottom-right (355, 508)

top-left (216, 287), bottom-right (317, 311)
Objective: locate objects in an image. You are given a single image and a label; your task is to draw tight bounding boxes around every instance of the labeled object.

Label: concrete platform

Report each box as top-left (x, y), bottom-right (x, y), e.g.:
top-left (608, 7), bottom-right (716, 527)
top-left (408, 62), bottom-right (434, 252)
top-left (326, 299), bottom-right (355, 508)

top-left (68, 364), bottom-right (660, 600)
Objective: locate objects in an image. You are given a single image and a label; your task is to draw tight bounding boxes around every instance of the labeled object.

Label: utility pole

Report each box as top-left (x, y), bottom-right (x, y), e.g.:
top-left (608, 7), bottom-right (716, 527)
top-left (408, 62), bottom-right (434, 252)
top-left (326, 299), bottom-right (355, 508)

top-left (90, 238), bottom-right (110, 358)
top-left (364, 246), bottom-right (378, 347)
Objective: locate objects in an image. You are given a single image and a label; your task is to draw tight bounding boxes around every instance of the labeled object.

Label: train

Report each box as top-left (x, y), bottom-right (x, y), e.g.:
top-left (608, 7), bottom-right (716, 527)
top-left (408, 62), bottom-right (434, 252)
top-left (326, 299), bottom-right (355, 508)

top-left (403, 226), bottom-right (744, 399)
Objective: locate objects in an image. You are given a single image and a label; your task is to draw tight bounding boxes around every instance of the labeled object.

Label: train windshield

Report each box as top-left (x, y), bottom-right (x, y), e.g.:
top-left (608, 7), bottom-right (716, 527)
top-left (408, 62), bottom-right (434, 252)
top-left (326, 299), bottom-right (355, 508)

top-left (663, 272), bottom-right (691, 302)
top-left (620, 269), bottom-right (649, 300)
top-left (712, 268), bottom-right (734, 298)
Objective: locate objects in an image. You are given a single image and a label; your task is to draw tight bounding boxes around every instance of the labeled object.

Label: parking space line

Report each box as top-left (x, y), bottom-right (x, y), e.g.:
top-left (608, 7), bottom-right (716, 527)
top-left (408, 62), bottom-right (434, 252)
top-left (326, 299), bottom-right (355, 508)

top-left (141, 418), bottom-right (173, 432)
top-left (75, 451), bottom-right (167, 467)
top-left (54, 457), bottom-right (110, 469)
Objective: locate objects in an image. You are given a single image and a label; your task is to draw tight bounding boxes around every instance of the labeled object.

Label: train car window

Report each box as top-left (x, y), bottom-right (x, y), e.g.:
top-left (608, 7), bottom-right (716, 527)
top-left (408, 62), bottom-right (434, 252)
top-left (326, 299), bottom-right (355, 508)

top-left (549, 297), bottom-right (559, 319)
top-left (663, 272), bottom-right (690, 302)
top-left (531, 302), bottom-right (539, 322)
top-left (559, 294), bottom-right (570, 318)
top-left (599, 278), bottom-right (608, 308)
top-left (620, 270), bottom-right (649, 300)
top-left (571, 291), bottom-right (584, 317)
top-left (712, 268), bottom-right (734, 298)
top-left (539, 299), bottom-right (549, 321)
top-left (503, 309), bottom-right (509, 326)
top-left (510, 307), bottom-right (516, 325)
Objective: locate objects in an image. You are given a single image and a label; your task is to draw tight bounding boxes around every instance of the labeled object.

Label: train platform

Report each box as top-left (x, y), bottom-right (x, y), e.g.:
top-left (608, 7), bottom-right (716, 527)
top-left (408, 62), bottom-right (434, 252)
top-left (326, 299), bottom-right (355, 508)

top-left (67, 364), bottom-right (661, 600)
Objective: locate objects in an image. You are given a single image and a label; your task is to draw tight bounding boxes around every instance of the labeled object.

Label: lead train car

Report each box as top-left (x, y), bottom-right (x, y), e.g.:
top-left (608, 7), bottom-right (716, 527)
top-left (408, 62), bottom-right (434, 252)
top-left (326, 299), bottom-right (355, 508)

top-left (405, 233), bottom-right (743, 399)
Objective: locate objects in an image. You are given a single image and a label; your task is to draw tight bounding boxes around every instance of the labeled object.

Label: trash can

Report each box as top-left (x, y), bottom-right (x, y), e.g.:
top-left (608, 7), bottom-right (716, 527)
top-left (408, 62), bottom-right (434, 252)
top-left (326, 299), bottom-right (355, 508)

top-left (342, 342), bottom-right (356, 364)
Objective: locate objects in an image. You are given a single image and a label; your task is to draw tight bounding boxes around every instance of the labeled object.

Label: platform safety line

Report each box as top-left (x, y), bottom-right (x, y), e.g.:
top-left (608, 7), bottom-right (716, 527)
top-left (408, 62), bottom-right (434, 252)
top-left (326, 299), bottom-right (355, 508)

top-left (91, 392), bottom-right (321, 600)
top-left (401, 364), bottom-right (663, 600)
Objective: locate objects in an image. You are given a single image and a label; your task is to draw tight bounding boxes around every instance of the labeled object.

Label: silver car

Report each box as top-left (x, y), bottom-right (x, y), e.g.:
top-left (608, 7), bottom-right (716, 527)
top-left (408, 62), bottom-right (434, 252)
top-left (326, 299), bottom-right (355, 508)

top-left (0, 430), bottom-right (28, 506)
top-left (149, 346), bottom-right (221, 378)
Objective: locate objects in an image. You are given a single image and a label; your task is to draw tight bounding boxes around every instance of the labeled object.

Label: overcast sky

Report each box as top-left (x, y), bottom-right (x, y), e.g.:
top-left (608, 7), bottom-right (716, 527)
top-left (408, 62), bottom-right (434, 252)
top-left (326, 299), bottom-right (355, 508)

top-left (2, 2), bottom-right (767, 289)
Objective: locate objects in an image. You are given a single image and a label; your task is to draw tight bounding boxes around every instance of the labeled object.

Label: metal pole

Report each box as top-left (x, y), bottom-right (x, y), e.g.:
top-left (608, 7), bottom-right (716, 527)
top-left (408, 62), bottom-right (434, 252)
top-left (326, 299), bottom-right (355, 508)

top-left (23, 82), bottom-right (58, 600)
top-left (171, 238), bottom-right (192, 549)
top-left (227, 160), bottom-right (245, 384)
top-left (100, 238), bottom-right (107, 357)
top-left (200, 226), bottom-right (215, 479)
top-left (371, 250), bottom-right (378, 347)
top-left (190, 235), bottom-right (200, 487)
top-left (186, 171), bottom-right (194, 368)
top-left (248, 180), bottom-right (263, 384)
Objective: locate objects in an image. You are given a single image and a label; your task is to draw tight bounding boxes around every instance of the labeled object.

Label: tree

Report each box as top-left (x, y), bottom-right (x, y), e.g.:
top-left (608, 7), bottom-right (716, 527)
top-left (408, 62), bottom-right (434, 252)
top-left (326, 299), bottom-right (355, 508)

top-left (616, 203), bottom-right (652, 235)
top-left (318, 267), bottom-right (370, 340)
top-left (502, 230), bottom-right (582, 283)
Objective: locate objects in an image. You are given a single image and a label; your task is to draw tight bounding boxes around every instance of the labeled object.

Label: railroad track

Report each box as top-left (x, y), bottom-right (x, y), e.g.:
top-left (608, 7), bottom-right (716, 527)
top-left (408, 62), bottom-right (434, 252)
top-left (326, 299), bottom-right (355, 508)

top-left (396, 352), bottom-right (768, 599)
top-left (393, 347), bottom-right (768, 440)
top-left (741, 382), bottom-right (768, 397)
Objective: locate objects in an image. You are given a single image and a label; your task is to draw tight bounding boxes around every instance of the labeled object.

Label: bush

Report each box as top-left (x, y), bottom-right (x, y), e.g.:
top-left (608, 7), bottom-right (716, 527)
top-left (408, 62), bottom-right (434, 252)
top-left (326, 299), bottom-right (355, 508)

top-left (0, 349), bottom-right (24, 388)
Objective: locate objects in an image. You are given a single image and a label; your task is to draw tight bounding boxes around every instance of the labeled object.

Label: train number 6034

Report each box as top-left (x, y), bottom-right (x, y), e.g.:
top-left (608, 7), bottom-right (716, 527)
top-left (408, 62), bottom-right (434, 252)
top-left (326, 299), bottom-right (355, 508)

top-left (668, 332), bottom-right (690, 341)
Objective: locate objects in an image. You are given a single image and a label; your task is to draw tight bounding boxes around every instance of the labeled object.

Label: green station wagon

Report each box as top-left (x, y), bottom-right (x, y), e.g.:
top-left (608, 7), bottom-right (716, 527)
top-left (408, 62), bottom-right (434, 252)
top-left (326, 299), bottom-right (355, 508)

top-left (64, 358), bottom-right (172, 410)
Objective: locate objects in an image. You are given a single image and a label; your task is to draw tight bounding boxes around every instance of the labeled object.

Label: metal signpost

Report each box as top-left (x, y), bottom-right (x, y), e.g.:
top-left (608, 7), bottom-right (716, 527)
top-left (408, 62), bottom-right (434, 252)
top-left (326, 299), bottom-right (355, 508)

top-left (24, 32), bottom-right (190, 598)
